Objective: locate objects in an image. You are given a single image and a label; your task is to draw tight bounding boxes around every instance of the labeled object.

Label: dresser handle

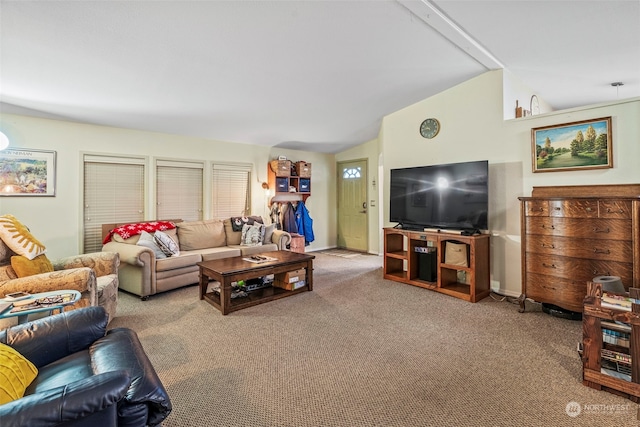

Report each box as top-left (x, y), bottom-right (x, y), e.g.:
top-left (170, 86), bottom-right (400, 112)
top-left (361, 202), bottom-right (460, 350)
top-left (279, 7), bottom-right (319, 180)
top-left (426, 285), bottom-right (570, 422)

top-left (586, 207), bottom-right (592, 212)
top-left (541, 243), bottom-right (555, 249)
top-left (593, 227), bottom-right (610, 233)
top-left (593, 248), bottom-right (610, 254)
top-left (542, 224), bottom-right (555, 230)
top-left (554, 207), bottom-right (561, 210)
top-left (593, 270), bottom-right (611, 276)
top-left (542, 263), bottom-right (557, 269)
top-left (605, 208), bottom-right (624, 214)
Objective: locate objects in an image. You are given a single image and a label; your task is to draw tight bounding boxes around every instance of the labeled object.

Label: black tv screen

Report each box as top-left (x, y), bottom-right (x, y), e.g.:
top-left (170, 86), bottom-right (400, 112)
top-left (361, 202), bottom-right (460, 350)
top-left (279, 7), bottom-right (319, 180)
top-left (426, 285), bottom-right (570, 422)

top-left (390, 160), bottom-right (488, 231)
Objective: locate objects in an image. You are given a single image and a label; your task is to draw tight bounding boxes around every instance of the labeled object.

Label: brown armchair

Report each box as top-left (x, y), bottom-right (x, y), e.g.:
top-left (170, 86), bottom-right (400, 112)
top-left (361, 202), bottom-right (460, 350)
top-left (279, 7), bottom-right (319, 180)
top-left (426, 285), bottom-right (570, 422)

top-left (0, 251), bottom-right (120, 323)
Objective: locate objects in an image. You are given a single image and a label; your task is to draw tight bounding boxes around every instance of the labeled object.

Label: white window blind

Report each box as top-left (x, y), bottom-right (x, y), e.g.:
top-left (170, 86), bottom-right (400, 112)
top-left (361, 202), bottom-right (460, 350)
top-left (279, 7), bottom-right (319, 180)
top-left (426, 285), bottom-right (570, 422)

top-left (83, 155), bottom-right (145, 253)
top-left (212, 163), bottom-right (251, 218)
top-left (156, 160), bottom-right (203, 222)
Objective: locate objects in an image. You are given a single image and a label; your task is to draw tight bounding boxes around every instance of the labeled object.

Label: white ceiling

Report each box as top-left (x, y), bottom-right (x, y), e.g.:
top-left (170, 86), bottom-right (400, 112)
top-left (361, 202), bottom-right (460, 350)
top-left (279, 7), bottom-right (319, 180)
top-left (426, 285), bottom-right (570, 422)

top-left (1, 0), bottom-right (638, 154)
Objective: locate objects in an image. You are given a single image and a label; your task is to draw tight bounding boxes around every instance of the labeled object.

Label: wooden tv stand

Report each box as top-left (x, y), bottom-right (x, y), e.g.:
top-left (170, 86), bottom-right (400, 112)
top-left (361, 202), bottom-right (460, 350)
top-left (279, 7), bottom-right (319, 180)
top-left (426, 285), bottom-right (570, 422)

top-left (383, 228), bottom-right (490, 302)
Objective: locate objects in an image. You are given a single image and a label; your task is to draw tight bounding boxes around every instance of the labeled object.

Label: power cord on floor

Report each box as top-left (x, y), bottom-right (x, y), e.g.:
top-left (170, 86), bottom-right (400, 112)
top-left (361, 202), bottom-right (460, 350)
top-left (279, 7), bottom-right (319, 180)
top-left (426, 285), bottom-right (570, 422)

top-left (489, 290), bottom-right (526, 306)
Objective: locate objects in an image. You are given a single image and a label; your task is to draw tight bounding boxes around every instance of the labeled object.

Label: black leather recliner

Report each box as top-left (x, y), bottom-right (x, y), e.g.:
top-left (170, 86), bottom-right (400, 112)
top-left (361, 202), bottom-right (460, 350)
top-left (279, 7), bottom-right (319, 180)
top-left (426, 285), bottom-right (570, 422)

top-left (0, 306), bottom-right (172, 426)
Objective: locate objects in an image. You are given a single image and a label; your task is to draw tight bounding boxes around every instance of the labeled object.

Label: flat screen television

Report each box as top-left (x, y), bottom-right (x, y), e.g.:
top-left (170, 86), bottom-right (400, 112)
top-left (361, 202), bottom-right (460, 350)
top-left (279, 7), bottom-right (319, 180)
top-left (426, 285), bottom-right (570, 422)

top-left (389, 160), bottom-right (488, 231)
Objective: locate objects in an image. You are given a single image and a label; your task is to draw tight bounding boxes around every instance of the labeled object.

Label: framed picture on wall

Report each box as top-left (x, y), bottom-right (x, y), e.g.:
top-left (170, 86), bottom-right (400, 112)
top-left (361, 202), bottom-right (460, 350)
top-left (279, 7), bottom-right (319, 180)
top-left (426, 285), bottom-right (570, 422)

top-left (0, 148), bottom-right (57, 196)
top-left (531, 117), bottom-right (612, 173)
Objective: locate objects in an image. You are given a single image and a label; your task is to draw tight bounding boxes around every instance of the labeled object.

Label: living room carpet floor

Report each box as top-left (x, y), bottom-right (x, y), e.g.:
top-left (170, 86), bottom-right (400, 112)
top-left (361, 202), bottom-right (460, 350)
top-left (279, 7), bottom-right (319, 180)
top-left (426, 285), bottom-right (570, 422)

top-left (110, 252), bottom-right (637, 427)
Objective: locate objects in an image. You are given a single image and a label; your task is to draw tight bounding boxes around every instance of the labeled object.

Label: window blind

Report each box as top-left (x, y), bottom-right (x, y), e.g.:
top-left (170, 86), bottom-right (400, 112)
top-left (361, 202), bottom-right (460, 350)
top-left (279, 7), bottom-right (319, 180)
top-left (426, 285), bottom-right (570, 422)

top-left (156, 160), bottom-right (203, 222)
top-left (83, 156), bottom-right (145, 253)
top-left (211, 163), bottom-right (251, 218)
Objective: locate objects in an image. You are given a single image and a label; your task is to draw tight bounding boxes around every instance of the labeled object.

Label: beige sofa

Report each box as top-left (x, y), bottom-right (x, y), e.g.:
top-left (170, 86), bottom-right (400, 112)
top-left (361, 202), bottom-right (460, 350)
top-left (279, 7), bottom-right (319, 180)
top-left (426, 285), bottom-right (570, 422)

top-left (102, 218), bottom-right (291, 299)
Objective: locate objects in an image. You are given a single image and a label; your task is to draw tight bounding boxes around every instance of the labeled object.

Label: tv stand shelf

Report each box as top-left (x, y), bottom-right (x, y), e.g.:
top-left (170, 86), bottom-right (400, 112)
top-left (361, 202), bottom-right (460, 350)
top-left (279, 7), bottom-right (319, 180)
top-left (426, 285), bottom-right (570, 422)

top-left (383, 228), bottom-right (490, 302)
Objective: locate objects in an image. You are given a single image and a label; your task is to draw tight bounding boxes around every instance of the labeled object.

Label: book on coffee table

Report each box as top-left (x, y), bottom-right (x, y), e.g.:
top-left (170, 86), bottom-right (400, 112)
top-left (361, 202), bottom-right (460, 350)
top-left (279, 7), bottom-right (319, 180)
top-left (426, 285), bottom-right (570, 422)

top-left (243, 255), bottom-right (277, 264)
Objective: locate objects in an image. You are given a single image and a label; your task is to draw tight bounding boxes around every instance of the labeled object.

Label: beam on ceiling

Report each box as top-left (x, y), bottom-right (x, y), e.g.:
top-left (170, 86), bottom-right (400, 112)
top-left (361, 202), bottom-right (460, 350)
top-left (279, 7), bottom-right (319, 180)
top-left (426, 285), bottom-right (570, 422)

top-left (397, 0), bottom-right (504, 70)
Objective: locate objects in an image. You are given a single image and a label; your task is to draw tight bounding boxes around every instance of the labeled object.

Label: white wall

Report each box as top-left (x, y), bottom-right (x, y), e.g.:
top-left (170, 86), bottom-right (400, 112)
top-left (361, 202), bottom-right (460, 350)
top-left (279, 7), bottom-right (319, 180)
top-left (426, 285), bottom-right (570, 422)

top-left (376, 69), bottom-right (640, 297)
top-left (0, 114), bottom-right (337, 258)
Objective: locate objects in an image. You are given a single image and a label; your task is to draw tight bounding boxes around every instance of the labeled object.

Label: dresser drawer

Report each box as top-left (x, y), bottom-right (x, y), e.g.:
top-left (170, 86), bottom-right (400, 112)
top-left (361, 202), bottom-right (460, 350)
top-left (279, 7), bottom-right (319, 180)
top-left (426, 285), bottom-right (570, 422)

top-left (524, 200), bottom-right (548, 216)
top-left (525, 268), bottom-right (633, 313)
top-left (548, 200), bottom-right (598, 218)
top-left (524, 217), bottom-right (631, 240)
top-left (599, 200), bottom-right (632, 218)
top-left (524, 235), bottom-right (632, 262)
top-left (525, 253), bottom-right (632, 284)
top-left (524, 273), bottom-right (591, 313)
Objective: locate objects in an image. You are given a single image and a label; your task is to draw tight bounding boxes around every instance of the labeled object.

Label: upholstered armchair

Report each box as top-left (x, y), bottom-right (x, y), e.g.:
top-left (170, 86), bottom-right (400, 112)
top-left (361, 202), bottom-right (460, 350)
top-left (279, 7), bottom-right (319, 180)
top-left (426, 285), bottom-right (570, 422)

top-left (0, 251), bottom-right (120, 323)
top-left (0, 306), bottom-right (172, 426)
top-left (0, 214), bottom-right (120, 323)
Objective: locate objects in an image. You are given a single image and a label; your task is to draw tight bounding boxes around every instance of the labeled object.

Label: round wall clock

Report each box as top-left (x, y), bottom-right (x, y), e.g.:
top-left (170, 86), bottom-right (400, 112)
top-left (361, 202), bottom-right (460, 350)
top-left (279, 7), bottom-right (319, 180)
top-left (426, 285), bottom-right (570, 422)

top-left (420, 118), bottom-right (440, 139)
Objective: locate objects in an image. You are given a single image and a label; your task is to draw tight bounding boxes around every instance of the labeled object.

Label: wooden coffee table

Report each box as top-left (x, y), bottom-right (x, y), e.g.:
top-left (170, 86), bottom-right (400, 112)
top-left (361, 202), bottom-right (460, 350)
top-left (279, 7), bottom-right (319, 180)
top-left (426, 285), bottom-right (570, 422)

top-left (198, 251), bottom-right (314, 315)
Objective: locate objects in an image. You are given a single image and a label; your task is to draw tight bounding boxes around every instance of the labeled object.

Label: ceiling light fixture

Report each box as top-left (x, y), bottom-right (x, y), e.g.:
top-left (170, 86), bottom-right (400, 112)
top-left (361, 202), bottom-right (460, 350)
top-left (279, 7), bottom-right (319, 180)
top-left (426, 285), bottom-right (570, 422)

top-left (0, 131), bottom-right (9, 150)
top-left (611, 82), bottom-right (624, 98)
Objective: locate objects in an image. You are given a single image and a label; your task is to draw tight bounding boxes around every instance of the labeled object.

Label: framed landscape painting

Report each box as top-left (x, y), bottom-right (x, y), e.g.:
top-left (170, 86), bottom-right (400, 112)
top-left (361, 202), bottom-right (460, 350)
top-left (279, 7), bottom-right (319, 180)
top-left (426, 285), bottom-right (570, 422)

top-left (532, 117), bottom-right (612, 173)
top-left (0, 148), bottom-right (56, 196)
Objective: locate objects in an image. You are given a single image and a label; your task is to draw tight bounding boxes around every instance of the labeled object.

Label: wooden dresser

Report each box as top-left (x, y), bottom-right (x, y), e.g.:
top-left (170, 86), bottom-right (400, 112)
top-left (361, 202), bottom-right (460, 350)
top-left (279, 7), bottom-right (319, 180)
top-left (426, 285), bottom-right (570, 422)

top-left (518, 184), bottom-right (640, 313)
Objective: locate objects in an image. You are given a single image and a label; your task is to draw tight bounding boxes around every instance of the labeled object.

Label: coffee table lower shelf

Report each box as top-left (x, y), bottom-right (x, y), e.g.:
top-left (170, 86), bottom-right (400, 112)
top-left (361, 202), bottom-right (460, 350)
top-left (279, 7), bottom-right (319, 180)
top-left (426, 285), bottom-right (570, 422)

top-left (203, 285), bottom-right (310, 314)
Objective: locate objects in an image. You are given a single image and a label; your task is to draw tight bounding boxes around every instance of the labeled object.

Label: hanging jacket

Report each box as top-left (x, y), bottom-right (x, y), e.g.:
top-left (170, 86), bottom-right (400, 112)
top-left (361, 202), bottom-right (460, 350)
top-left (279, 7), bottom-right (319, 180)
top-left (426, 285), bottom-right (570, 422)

top-left (270, 203), bottom-right (282, 230)
top-left (282, 202), bottom-right (298, 235)
top-left (295, 201), bottom-right (315, 245)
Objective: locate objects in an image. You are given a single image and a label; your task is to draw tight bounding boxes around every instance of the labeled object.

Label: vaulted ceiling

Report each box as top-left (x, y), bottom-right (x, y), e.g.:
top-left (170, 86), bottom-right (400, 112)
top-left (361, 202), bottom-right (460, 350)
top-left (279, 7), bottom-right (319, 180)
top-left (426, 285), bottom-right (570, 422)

top-left (1, 1), bottom-right (638, 153)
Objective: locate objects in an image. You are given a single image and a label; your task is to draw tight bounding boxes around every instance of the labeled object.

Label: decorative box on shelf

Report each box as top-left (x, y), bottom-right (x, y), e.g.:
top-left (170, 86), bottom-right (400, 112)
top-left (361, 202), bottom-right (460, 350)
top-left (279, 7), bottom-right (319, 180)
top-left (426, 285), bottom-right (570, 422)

top-left (296, 162), bottom-right (311, 178)
top-left (270, 160), bottom-right (291, 177)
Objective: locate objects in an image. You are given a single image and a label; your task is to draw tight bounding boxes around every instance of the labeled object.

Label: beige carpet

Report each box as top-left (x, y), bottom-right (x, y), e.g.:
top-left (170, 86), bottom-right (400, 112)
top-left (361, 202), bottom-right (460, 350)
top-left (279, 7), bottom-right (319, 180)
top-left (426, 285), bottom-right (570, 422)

top-left (110, 253), bottom-right (637, 427)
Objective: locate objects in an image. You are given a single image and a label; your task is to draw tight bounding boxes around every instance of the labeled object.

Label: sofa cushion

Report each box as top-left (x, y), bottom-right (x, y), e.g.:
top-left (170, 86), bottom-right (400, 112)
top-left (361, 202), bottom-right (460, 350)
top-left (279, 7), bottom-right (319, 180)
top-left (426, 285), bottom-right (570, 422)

top-left (223, 219), bottom-right (242, 245)
top-left (10, 254), bottom-right (54, 278)
top-left (176, 219), bottom-right (226, 250)
top-left (199, 247), bottom-right (242, 262)
top-left (0, 215), bottom-right (47, 261)
top-left (26, 350), bottom-right (92, 395)
top-left (0, 343), bottom-right (38, 404)
top-left (155, 253), bottom-right (202, 272)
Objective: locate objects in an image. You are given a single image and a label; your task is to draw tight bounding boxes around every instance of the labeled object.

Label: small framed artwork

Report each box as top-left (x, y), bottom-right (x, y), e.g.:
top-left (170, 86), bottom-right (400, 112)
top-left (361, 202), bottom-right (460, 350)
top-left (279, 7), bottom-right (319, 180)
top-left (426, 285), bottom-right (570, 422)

top-left (0, 148), bottom-right (57, 196)
top-left (532, 117), bottom-right (612, 173)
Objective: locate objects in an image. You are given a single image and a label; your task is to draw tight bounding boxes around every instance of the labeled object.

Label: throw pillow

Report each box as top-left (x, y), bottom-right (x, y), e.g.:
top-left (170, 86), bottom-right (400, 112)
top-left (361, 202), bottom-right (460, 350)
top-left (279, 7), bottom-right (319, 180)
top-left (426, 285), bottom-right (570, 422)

top-left (0, 215), bottom-right (47, 260)
top-left (0, 343), bottom-right (38, 405)
top-left (154, 230), bottom-right (180, 257)
top-left (262, 223), bottom-right (276, 245)
top-left (10, 254), bottom-right (54, 278)
top-left (241, 223), bottom-right (264, 246)
top-left (136, 231), bottom-right (167, 259)
top-left (231, 216), bottom-right (264, 232)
